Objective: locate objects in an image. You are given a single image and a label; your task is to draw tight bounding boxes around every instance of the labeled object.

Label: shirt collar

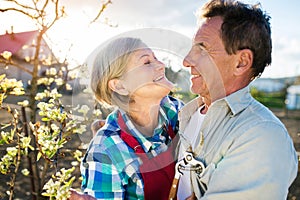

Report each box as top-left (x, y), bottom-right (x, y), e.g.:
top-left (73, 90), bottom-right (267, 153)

top-left (224, 86), bottom-right (253, 116)
top-left (160, 95), bottom-right (179, 125)
top-left (116, 97), bottom-right (174, 153)
top-left (178, 86), bottom-right (252, 125)
top-left (178, 96), bottom-right (203, 132)
top-left (118, 109), bottom-right (153, 152)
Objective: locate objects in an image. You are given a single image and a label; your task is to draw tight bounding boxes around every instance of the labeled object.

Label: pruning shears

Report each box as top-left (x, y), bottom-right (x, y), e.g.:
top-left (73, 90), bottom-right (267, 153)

top-left (168, 147), bottom-right (205, 200)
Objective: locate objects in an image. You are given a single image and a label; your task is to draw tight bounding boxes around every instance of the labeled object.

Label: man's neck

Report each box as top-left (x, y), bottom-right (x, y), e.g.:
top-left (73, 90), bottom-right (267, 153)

top-left (199, 96), bottom-right (211, 114)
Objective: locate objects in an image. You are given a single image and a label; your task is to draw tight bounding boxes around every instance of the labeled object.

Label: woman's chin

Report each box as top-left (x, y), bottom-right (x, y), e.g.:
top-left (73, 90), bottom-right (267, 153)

top-left (156, 79), bottom-right (175, 91)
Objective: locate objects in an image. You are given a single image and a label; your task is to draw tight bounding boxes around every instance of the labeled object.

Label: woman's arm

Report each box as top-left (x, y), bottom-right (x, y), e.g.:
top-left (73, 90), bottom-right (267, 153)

top-left (81, 145), bottom-right (125, 199)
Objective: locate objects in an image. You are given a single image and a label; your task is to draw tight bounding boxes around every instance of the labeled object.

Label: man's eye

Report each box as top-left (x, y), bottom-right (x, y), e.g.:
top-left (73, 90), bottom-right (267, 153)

top-left (197, 45), bottom-right (208, 56)
top-left (144, 60), bottom-right (151, 65)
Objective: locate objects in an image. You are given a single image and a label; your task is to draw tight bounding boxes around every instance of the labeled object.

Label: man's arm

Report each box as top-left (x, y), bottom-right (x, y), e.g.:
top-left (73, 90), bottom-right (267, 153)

top-left (201, 122), bottom-right (298, 199)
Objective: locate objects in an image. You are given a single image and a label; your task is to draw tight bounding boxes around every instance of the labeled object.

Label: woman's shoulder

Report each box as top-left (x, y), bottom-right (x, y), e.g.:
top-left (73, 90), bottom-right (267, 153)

top-left (161, 95), bottom-right (185, 111)
top-left (84, 131), bottom-right (138, 172)
top-left (90, 128), bottom-right (121, 150)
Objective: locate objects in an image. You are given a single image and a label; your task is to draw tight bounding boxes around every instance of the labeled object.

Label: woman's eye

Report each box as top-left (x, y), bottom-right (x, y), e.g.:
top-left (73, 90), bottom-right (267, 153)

top-left (144, 60), bottom-right (151, 65)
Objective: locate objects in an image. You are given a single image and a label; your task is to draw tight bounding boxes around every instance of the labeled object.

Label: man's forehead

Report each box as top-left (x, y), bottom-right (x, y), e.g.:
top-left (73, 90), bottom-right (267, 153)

top-left (193, 16), bottom-right (223, 42)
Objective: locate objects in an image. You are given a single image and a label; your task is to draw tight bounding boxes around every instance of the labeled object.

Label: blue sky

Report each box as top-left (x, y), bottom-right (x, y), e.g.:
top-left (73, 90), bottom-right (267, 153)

top-left (1, 0), bottom-right (299, 78)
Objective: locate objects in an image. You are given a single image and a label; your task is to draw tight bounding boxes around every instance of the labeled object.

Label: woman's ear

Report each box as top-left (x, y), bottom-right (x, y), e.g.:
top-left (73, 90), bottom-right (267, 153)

top-left (234, 49), bottom-right (253, 76)
top-left (108, 79), bottom-right (129, 96)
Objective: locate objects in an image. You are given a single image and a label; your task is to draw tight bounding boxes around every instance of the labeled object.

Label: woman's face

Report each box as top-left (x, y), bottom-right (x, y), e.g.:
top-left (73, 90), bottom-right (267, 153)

top-left (120, 47), bottom-right (174, 99)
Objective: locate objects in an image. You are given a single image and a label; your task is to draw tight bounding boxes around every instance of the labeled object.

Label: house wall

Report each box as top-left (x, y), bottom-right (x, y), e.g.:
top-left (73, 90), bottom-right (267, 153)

top-left (16, 38), bottom-right (57, 64)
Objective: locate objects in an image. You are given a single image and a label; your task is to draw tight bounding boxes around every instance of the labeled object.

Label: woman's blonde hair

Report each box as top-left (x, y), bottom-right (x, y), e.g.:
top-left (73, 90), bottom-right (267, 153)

top-left (90, 37), bottom-right (145, 106)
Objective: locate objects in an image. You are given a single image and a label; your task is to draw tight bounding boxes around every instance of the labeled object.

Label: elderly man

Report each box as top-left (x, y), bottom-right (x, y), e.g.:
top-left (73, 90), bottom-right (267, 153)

top-left (176, 0), bottom-right (298, 199)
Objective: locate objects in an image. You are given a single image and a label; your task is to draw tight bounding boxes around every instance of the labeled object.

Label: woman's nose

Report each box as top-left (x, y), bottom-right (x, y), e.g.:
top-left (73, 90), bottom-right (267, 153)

top-left (155, 60), bottom-right (165, 71)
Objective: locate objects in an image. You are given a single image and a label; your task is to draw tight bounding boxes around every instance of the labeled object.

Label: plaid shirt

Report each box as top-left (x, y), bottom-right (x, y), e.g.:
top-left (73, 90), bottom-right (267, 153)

top-left (81, 96), bottom-right (183, 199)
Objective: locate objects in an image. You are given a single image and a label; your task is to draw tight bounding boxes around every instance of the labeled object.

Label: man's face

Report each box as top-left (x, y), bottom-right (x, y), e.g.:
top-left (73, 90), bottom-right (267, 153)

top-left (183, 16), bottom-right (238, 101)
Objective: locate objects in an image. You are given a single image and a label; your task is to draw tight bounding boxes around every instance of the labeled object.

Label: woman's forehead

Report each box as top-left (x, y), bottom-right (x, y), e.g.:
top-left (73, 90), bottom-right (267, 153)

top-left (132, 47), bottom-right (153, 57)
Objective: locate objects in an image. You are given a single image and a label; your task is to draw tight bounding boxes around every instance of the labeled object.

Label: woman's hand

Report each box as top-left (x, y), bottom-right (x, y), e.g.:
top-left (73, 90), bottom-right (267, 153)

top-left (68, 189), bottom-right (96, 200)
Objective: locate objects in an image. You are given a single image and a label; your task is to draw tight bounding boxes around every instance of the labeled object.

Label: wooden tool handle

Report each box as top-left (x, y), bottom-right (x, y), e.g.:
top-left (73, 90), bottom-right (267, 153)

top-left (168, 178), bottom-right (179, 200)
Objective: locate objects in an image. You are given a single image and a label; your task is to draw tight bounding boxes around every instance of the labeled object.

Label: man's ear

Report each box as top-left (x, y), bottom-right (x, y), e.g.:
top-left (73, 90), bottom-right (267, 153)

top-left (234, 49), bottom-right (253, 76)
top-left (108, 79), bottom-right (129, 96)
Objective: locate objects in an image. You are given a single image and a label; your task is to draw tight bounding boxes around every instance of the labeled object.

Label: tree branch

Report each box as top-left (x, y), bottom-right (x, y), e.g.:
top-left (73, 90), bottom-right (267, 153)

top-left (8, 0), bottom-right (36, 11)
top-left (0, 59), bottom-right (33, 75)
top-left (43, 0), bottom-right (64, 30)
top-left (90, 0), bottom-right (112, 24)
top-left (0, 7), bottom-right (37, 19)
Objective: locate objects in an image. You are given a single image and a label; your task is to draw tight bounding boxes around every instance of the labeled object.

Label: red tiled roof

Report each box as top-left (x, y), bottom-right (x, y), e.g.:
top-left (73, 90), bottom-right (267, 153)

top-left (0, 30), bottom-right (39, 54)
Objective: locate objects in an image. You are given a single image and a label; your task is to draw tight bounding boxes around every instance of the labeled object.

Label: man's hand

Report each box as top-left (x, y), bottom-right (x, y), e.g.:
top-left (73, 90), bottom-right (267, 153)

top-left (69, 189), bottom-right (96, 200)
top-left (185, 192), bottom-right (197, 200)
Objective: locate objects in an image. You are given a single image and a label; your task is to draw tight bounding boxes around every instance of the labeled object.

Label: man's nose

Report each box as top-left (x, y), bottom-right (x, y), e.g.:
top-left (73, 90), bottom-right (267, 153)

top-left (183, 56), bottom-right (192, 68)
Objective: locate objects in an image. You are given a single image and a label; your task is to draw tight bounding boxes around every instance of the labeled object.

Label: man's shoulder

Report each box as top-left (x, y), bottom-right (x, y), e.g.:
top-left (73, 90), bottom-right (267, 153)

top-left (247, 99), bottom-right (284, 126)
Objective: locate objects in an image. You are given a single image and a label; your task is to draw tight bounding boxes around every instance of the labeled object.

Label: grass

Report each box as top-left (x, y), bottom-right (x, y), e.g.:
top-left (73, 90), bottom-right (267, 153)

top-left (250, 87), bottom-right (286, 109)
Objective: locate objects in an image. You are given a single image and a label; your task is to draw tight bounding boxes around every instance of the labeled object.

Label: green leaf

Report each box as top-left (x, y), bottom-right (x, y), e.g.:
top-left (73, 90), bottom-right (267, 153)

top-left (37, 152), bottom-right (42, 161)
top-left (0, 139), bottom-right (5, 145)
top-left (1, 123), bottom-right (12, 130)
top-left (41, 192), bottom-right (52, 197)
top-left (0, 74), bottom-right (6, 82)
top-left (65, 176), bottom-right (75, 186)
top-left (42, 117), bottom-right (50, 121)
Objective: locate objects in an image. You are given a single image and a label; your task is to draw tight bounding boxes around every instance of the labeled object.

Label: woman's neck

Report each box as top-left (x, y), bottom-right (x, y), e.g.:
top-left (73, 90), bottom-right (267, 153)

top-left (128, 97), bottom-right (161, 137)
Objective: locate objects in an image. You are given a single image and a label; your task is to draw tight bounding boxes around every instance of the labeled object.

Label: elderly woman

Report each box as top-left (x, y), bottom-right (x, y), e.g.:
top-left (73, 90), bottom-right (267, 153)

top-left (77, 37), bottom-right (183, 200)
